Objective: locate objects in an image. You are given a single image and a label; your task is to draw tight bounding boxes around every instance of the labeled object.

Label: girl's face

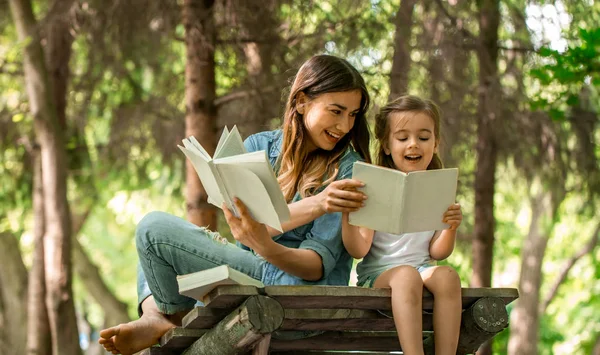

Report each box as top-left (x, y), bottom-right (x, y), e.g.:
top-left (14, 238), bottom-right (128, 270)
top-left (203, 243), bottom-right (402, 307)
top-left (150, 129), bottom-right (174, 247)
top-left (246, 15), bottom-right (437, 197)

top-left (384, 111), bottom-right (438, 173)
top-left (298, 90), bottom-right (362, 152)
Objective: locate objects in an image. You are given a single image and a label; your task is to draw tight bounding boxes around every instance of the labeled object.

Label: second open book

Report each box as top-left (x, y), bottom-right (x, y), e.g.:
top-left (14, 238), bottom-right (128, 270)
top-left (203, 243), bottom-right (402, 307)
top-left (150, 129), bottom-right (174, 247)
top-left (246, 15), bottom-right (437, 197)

top-left (349, 162), bottom-right (458, 235)
top-left (178, 126), bottom-right (290, 232)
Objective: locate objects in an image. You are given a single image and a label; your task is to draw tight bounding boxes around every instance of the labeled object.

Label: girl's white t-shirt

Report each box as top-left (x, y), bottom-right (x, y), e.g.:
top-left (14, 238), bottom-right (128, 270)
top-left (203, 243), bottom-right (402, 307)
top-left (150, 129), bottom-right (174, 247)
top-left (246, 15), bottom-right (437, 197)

top-left (356, 230), bottom-right (435, 279)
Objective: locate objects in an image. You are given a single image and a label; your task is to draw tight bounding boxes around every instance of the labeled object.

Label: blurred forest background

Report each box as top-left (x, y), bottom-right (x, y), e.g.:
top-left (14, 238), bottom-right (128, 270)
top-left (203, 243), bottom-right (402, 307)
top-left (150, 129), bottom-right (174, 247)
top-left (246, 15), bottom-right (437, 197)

top-left (1, 0), bottom-right (599, 354)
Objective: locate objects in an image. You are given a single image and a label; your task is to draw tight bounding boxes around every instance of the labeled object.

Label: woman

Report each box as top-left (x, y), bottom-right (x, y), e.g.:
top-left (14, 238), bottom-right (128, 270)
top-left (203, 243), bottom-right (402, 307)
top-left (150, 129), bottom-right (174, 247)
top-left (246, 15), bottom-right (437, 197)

top-left (100, 54), bottom-right (372, 355)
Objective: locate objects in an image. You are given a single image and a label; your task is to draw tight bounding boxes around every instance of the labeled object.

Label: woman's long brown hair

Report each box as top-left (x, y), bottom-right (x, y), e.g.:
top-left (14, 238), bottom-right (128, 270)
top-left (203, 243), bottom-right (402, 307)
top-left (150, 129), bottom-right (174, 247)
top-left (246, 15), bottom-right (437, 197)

top-left (278, 55), bottom-right (371, 202)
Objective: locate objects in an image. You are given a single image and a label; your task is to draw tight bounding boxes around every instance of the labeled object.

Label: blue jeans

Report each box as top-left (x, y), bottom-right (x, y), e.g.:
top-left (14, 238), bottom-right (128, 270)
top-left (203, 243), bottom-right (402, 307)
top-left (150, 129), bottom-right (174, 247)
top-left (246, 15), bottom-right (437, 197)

top-left (136, 211), bottom-right (267, 315)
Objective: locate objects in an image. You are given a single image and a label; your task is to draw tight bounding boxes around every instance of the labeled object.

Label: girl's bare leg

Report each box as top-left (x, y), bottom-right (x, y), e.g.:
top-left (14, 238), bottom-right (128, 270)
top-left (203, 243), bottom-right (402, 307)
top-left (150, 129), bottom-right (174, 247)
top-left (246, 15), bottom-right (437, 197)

top-left (421, 265), bottom-right (461, 355)
top-left (98, 296), bottom-right (189, 355)
top-left (374, 265), bottom-right (425, 355)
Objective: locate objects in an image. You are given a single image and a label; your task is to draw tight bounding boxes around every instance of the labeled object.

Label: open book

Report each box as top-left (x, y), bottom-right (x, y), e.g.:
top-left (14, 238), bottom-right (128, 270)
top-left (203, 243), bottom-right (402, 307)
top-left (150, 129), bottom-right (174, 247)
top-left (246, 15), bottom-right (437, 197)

top-left (349, 162), bottom-right (458, 235)
top-left (178, 126), bottom-right (290, 232)
top-left (177, 265), bottom-right (265, 302)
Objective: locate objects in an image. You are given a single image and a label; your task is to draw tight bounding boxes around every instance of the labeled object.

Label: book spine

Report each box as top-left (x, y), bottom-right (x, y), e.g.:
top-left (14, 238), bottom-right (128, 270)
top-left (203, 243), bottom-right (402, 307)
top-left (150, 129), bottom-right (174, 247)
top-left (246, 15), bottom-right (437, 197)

top-left (398, 175), bottom-right (407, 234)
top-left (209, 161), bottom-right (237, 216)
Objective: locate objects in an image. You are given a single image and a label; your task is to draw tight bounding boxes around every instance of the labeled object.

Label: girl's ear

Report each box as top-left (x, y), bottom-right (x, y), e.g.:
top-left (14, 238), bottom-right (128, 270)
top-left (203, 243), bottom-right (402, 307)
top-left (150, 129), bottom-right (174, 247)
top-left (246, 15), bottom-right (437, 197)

top-left (434, 138), bottom-right (440, 153)
top-left (296, 92), bottom-right (307, 114)
top-left (383, 140), bottom-right (391, 155)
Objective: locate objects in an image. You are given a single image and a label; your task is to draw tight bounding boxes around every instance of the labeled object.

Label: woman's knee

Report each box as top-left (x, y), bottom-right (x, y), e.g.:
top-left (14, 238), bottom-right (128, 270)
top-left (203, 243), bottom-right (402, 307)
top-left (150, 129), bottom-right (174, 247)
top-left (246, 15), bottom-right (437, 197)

top-left (135, 211), bottom-right (178, 248)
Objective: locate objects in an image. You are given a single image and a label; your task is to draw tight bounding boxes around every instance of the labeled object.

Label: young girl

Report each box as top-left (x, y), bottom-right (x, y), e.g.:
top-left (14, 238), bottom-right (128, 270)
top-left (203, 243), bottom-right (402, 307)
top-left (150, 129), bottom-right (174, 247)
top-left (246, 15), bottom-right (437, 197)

top-left (99, 54), bottom-right (372, 355)
top-left (342, 95), bottom-right (463, 355)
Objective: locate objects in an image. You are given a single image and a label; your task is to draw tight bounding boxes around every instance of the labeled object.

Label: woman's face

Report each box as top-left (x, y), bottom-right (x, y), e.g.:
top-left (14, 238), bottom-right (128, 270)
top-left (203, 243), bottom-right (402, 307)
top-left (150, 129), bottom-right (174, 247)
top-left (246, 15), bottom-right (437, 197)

top-left (299, 90), bottom-right (362, 152)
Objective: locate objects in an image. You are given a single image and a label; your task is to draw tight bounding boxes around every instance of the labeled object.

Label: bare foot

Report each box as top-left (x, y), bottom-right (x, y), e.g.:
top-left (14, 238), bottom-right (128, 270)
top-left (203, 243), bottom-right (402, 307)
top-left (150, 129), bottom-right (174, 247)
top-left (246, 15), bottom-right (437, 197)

top-left (98, 312), bottom-right (175, 355)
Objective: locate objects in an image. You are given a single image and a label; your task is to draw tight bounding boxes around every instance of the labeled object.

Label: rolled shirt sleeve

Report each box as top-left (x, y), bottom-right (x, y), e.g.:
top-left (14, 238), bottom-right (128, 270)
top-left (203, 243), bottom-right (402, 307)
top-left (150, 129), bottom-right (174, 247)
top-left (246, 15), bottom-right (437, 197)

top-left (298, 212), bottom-right (343, 279)
top-left (297, 156), bottom-right (358, 279)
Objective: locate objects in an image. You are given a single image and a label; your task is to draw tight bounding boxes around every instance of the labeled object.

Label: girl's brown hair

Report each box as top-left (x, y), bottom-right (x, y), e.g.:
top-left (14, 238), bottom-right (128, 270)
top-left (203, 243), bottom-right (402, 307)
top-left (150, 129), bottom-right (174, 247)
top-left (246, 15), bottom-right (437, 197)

top-left (374, 95), bottom-right (443, 170)
top-left (278, 55), bottom-right (371, 201)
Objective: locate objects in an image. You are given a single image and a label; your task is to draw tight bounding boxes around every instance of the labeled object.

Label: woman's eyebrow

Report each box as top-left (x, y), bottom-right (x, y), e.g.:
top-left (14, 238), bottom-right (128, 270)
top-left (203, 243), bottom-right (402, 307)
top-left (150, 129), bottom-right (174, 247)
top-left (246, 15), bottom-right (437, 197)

top-left (328, 103), bottom-right (347, 110)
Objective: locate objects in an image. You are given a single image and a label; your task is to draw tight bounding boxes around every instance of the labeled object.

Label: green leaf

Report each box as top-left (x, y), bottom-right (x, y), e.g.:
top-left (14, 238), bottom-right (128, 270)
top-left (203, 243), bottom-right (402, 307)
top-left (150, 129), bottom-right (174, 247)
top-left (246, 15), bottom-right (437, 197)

top-left (566, 94), bottom-right (579, 106)
top-left (548, 108), bottom-right (566, 121)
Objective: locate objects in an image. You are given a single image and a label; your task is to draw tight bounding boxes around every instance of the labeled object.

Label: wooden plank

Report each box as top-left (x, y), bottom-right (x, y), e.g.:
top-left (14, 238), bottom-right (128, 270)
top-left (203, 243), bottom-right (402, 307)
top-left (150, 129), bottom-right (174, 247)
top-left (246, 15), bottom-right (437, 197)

top-left (145, 347), bottom-right (177, 355)
top-left (270, 352), bottom-right (403, 355)
top-left (252, 334), bottom-right (272, 355)
top-left (203, 285), bottom-right (519, 311)
top-left (269, 286), bottom-right (518, 310)
top-left (140, 348), bottom-right (172, 355)
top-left (202, 285), bottom-right (260, 308)
top-left (181, 307), bottom-right (230, 329)
top-left (282, 308), bottom-right (434, 331)
top-left (139, 328), bottom-right (208, 355)
top-left (182, 307), bottom-right (435, 332)
top-left (160, 328), bottom-right (207, 349)
top-left (269, 331), bottom-right (404, 351)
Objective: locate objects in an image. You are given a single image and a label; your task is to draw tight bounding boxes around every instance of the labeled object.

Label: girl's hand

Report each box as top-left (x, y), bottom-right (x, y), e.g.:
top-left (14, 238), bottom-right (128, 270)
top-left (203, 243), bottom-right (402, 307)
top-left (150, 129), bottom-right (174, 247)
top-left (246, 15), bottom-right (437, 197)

top-left (223, 198), bottom-right (273, 252)
top-left (443, 203), bottom-right (462, 231)
top-left (316, 179), bottom-right (367, 214)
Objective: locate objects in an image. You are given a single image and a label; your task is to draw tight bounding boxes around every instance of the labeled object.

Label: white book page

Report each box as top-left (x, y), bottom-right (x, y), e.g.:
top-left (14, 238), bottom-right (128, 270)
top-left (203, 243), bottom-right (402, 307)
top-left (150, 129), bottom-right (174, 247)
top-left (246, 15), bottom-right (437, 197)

top-left (177, 265), bottom-right (264, 302)
top-left (216, 164), bottom-right (283, 232)
top-left (216, 151), bottom-right (290, 224)
top-left (178, 145), bottom-right (225, 207)
top-left (349, 162), bottom-right (404, 234)
top-left (214, 125), bottom-right (246, 159)
top-left (214, 126), bottom-right (230, 157)
top-left (177, 265), bottom-right (228, 290)
top-left (177, 266), bottom-right (226, 299)
top-left (214, 150), bottom-right (264, 164)
top-left (402, 168), bottom-right (458, 233)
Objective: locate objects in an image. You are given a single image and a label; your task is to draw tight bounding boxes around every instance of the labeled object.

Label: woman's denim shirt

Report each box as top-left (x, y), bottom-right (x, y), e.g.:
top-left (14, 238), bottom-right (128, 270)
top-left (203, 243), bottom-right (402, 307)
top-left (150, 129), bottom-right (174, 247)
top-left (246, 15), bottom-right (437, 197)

top-left (242, 129), bottom-right (362, 286)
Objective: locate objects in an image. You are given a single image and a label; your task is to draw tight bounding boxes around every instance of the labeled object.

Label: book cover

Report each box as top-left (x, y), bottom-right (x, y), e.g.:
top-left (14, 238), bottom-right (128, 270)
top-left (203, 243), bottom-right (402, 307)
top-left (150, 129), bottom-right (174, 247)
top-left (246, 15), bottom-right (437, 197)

top-left (177, 265), bottom-right (264, 302)
top-left (349, 161), bottom-right (458, 234)
top-left (177, 126), bottom-right (290, 231)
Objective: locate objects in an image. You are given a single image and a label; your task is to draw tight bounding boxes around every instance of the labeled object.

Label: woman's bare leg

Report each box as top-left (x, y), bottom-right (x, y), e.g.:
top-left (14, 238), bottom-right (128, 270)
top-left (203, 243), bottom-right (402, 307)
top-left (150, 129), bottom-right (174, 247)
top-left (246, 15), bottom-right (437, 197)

top-left (421, 265), bottom-right (461, 355)
top-left (374, 265), bottom-right (425, 355)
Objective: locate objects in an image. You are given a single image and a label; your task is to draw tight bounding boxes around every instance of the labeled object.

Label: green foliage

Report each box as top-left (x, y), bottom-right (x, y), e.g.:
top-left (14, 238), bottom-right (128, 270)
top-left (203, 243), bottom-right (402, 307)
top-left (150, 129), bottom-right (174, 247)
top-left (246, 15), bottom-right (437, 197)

top-left (530, 27), bottom-right (600, 117)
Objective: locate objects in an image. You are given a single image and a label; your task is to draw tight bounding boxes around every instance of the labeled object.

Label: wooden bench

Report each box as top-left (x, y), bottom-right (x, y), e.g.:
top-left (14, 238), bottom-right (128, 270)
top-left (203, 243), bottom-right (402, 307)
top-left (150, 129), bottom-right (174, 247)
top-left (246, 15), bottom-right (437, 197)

top-left (141, 285), bottom-right (518, 355)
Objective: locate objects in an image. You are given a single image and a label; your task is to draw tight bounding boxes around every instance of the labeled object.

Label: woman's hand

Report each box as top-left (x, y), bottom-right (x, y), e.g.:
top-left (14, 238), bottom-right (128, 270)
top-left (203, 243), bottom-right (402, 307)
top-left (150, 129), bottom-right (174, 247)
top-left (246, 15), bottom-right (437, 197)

top-left (223, 198), bottom-right (273, 252)
top-left (316, 179), bottom-right (367, 214)
top-left (442, 203), bottom-right (462, 231)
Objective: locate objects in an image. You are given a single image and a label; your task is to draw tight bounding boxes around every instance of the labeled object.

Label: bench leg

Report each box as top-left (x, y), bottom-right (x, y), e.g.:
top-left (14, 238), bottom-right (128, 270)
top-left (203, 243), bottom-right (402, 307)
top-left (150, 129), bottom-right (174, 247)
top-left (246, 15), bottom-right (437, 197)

top-left (457, 297), bottom-right (509, 354)
top-left (252, 333), bottom-right (272, 355)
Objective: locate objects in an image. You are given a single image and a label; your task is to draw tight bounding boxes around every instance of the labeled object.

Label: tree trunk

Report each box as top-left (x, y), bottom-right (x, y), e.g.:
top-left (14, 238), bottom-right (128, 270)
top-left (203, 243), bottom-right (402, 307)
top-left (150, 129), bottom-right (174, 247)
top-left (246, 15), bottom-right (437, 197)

top-left (424, 7), bottom-right (443, 105)
top-left (593, 333), bottom-right (600, 355)
top-left (507, 187), bottom-right (563, 355)
top-left (0, 232), bottom-right (29, 355)
top-left (8, 0), bottom-right (80, 353)
top-left (73, 237), bottom-right (131, 326)
top-left (472, 1), bottom-right (500, 355)
top-left (183, 0), bottom-right (218, 228)
top-left (389, 0), bottom-right (416, 100)
top-left (27, 149), bottom-right (52, 355)
top-left (442, 3), bottom-right (470, 169)
top-left (0, 289), bottom-right (4, 352)
top-left (238, 0), bottom-right (281, 135)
